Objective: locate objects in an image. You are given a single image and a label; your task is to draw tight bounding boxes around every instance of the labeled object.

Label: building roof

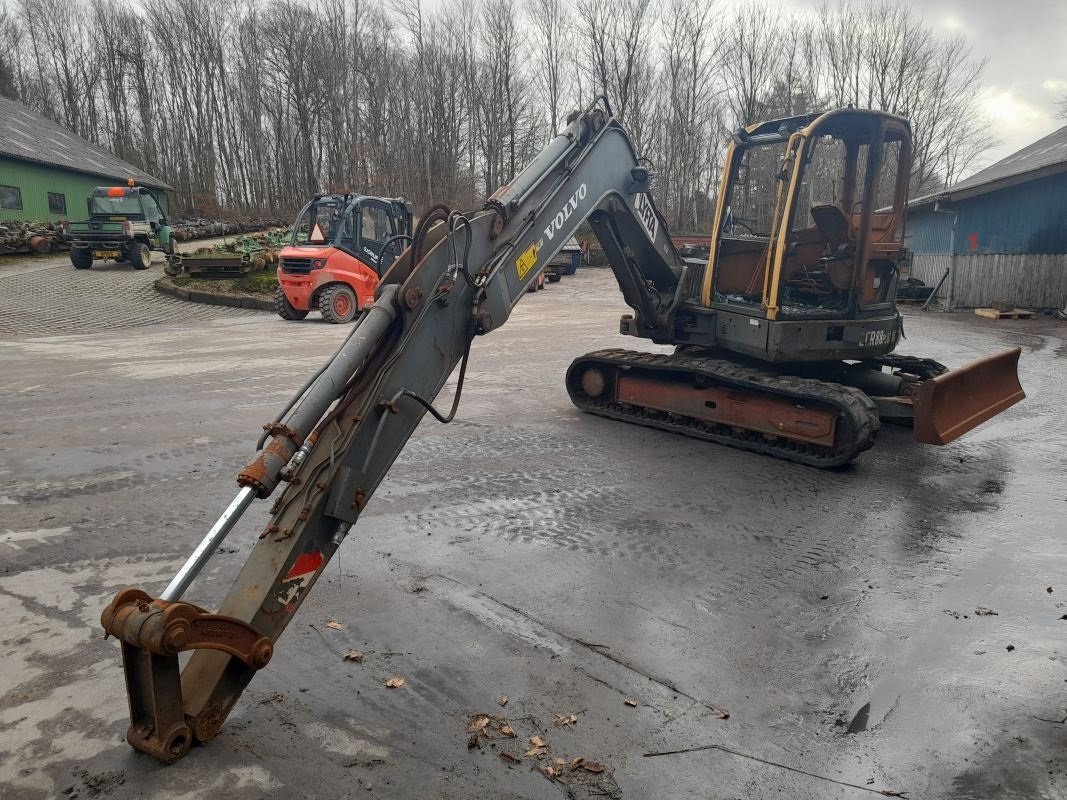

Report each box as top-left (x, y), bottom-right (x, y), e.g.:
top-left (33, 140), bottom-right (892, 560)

top-left (911, 124), bottom-right (1067, 209)
top-left (0, 96), bottom-right (172, 191)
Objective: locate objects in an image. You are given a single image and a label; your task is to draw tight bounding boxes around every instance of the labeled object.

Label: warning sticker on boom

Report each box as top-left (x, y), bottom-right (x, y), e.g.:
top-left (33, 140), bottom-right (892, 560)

top-left (516, 242), bottom-right (539, 280)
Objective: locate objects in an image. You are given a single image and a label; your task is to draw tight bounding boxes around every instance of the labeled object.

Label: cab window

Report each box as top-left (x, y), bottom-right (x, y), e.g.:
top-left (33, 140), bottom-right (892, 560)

top-left (360, 205), bottom-right (391, 245)
top-left (141, 193), bottom-right (163, 224)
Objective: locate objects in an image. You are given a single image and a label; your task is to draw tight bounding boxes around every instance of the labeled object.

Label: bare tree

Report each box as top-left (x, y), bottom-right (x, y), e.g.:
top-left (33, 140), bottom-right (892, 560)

top-left (655, 0), bottom-right (722, 230)
top-left (718, 4), bottom-right (787, 127)
top-left (0, 0), bottom-right (1000, 217)
top-left (527, 0), bottom-right (571, 136)
top-left (807, 0), bottom-right (996, 192)
top-left (575, 0), bottom-right (654, 130)
top-left (0, 9), bottom-right (20, 99)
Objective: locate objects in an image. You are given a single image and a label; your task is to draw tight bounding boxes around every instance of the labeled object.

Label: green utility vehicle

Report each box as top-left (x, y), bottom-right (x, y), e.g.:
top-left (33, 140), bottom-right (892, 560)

top-left (64, 185), bottom-right (175, 270)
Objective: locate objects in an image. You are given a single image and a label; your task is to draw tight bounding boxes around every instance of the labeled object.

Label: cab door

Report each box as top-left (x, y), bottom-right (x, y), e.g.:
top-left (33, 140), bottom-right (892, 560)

top-left (356, 200), bottom-right (402, 274)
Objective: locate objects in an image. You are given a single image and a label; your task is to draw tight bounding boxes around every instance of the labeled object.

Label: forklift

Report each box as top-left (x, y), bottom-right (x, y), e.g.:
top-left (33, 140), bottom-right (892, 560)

top-left (275, 193), bottom-right (413, 323)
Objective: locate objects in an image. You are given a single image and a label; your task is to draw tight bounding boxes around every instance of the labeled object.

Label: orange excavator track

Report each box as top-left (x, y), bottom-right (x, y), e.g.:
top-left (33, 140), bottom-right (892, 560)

top-left (567, 349), bottom-right (880, 468)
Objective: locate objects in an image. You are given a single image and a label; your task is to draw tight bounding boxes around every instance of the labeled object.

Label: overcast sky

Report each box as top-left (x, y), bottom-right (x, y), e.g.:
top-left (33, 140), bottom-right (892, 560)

top-left (791, 0), bottom-right (1067, 176)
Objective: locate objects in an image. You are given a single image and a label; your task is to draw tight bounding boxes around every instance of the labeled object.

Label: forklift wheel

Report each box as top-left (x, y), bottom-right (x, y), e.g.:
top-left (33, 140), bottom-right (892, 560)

top-left (128, 242), bottom-right (152, 270)
top-left (318, 284), bottom-right (358, 324)
top-left (274, 287), bottom-right (309, 320)
top-left (548, 273), bottom-right (562, 283)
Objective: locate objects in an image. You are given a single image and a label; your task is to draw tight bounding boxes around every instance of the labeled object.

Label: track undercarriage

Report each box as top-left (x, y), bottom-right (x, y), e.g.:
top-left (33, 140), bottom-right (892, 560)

top-left (566, 346), bottom-right (1023, 467)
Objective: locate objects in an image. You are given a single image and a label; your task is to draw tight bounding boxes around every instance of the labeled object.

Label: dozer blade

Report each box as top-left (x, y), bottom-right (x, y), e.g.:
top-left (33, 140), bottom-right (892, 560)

top-left (912, 347), bottom-right (1024, 445)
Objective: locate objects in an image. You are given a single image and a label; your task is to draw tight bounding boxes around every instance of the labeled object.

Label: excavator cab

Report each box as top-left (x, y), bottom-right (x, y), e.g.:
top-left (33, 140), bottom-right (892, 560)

top-left (694, 109), bottom-right (1023, 444)
top-left (705, 109), bottom-right (909, 343)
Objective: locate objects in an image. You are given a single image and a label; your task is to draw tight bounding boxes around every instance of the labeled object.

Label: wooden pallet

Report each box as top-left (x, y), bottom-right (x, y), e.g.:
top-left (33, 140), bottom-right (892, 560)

top-left (974, 307), bottom-right (1035, 320)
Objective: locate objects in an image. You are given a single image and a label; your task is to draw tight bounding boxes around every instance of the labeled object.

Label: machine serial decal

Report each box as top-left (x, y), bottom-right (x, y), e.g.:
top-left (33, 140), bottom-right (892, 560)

top-left (861, 329), bottom-right (895, 347)
top-left (635, 193), bottom-right (658, 243)
top-left (543, 183), bottom-right (587, 242)
top-left (516, 242), bottom-right (539, 280)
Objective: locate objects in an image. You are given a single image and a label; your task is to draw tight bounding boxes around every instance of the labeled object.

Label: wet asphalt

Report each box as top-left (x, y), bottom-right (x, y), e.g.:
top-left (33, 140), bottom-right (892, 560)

top-left (0, 259), bottom-right (1064, 799)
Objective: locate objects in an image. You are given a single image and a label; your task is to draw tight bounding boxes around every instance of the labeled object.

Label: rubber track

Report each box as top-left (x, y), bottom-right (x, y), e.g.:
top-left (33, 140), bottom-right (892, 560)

top-left (566, 349), bottom-right (880, 468)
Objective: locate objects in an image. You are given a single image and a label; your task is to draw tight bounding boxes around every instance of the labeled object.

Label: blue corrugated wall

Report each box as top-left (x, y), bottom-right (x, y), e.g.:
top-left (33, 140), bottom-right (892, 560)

top-left (905, 208), bottom-right (953, 254)
top-left (906, 170), bottom-right (1067, 255)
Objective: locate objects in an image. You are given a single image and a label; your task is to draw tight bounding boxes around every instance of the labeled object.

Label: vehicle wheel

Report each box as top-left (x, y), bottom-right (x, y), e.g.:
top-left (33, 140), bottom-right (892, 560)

top-left (274, 287), bottom-right (308, 320)
top-left (318, 284), bottom-right (358, 323)
top-left (165, 236), bottom-right (177, 255)
top-left (70, 249), bottom-right (93, 269)
top-left (548, 273), bottom-right (562, 283)
top-left (129, 242), bottom-right (152, 270)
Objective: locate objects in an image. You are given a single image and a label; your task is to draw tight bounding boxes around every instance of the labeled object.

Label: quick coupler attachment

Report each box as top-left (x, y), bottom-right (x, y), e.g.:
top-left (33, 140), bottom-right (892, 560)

top-left (101, 588), bottom-right (273, 764)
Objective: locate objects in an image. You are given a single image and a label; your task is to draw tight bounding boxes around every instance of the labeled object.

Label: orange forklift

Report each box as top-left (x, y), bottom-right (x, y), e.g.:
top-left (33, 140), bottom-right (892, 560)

top-left (275, 193), bottom-right (413, 323)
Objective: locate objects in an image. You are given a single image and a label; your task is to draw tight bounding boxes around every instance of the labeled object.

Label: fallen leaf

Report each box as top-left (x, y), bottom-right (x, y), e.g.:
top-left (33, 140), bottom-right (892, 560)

top-left (553, 713), bottom-right (579, 728)
top-left (467, 734), bottom-right (480, 750)
top-left (524, 745), bottom-right (548, 758)
top-left (569, 757), bottom-right (584, 770)
top-left (542, 766), bottom-right (561, 779)
top-left (624, 698), bottom-right (637, 707)
top-left (466, 714), bottom-right (516, 739)
top-left (499, 752), bottom-right (521, 764)
top-left (975, 607), bottom-right (998, 616)
top-left (325, 621), bottom-right (343, 630)
top-left (342, 649), bottom-right (364, 662)
top-left (530, 735), bottom-right (546, 747)
top-left (497, 694), bottom-right (509, 707)
top-left (711, 706), bottom-right (730, 719)
top-left (385, 676), bottom-right (405, 688)
top-left (552, 757), bottom-right (567, 767)
top-left (581, 760), bottom-right (606, 774)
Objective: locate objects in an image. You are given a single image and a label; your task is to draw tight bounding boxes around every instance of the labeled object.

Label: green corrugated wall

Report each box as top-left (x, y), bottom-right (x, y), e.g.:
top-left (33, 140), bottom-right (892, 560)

top-left (0, 158), bottom-right (169, 223)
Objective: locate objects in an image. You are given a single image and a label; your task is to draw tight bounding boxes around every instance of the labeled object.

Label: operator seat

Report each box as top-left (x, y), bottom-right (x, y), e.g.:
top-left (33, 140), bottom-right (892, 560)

top-left (810, 204), bottom-right (852, 252)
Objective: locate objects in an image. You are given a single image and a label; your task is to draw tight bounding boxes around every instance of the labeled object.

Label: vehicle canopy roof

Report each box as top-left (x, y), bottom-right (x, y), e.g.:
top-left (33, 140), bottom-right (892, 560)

top-left (92, 185), bottom-right (155, 198)
top-left (309, 193), bottom-right (412, 212)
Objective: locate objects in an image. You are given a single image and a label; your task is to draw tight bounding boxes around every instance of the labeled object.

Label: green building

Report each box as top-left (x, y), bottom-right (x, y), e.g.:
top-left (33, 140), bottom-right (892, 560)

top-left (0, 95), bottom-right (171, 224)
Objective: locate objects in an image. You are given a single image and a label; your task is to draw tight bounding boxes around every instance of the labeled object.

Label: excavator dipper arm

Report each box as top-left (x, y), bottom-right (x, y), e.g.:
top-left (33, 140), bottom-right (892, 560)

top-left (100, 98), bottom-right (686, 763)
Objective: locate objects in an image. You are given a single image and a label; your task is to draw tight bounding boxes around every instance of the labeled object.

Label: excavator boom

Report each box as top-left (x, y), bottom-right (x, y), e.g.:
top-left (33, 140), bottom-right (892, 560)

top-left (101, 98), bottom-right (687, 763)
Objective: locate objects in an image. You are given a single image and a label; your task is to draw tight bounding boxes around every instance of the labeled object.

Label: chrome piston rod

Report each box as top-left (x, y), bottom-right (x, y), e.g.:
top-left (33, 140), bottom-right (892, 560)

top-left (161, 486), bottom-right (256, 602)
top-left (159, 287), bottom-right (402, 603)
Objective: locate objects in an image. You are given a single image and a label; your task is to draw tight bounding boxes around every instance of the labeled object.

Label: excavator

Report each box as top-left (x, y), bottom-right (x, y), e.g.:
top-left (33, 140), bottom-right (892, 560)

top-left (101, 98), bottom-right (1024, 763)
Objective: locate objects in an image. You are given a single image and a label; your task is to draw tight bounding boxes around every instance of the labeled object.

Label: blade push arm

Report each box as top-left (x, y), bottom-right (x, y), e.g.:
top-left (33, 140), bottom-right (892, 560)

top-left (101, 98), bottom-right (685, 763)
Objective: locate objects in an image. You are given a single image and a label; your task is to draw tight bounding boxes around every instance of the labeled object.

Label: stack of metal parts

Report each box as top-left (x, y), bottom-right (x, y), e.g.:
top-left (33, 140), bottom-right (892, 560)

top-left (165, 229), bottom-right (291, 278)
top-left (0, 221), bottom-right (67, 254)
top-left (170, 216), bottom-right (289, 242)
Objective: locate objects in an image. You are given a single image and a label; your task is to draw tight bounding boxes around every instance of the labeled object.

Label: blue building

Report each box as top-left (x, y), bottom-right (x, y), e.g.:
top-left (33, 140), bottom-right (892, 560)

top-left (906, 125), bottom-right (1067, 309)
